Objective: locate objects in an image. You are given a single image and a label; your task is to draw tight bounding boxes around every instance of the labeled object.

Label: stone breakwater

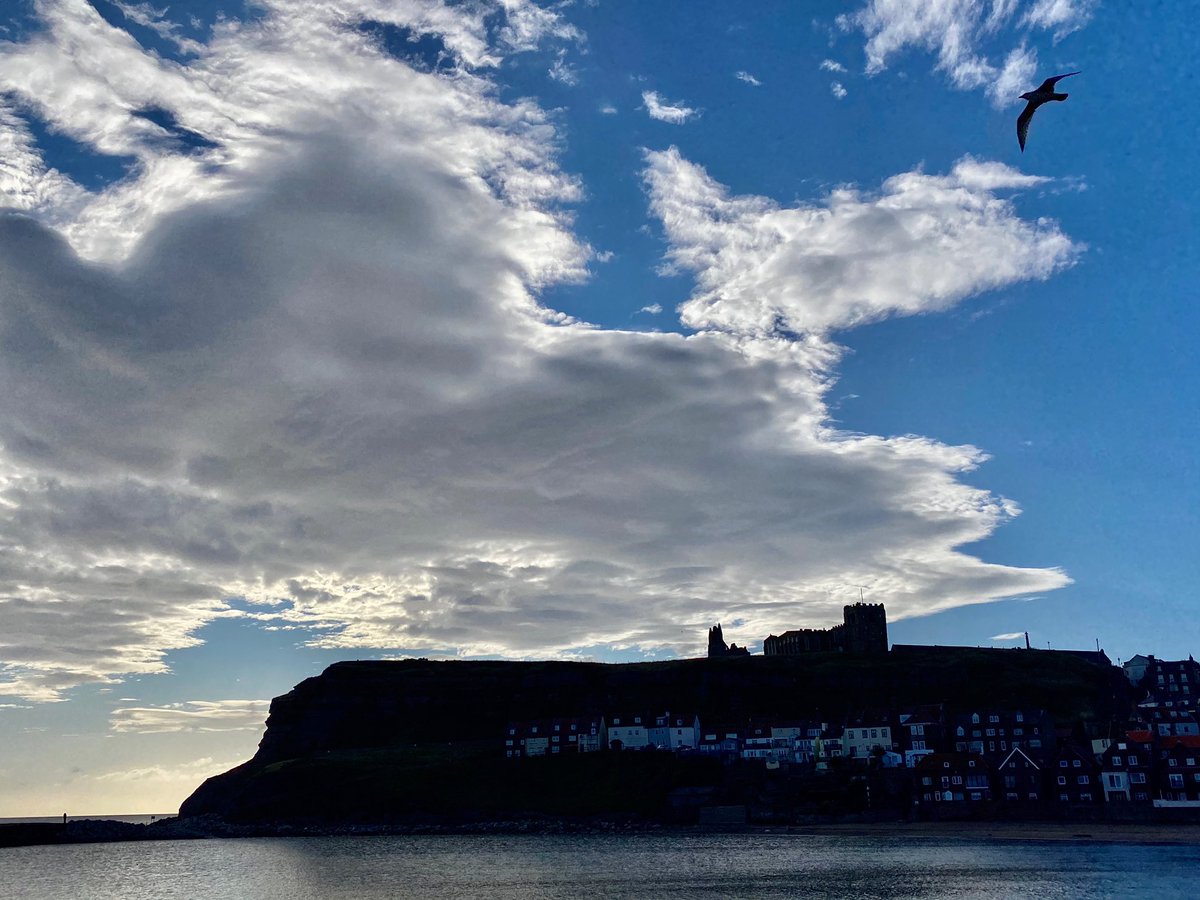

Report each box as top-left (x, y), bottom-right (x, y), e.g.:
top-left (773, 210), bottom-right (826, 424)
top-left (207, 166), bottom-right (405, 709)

top-left (0, 814), bottom-right (674, 848)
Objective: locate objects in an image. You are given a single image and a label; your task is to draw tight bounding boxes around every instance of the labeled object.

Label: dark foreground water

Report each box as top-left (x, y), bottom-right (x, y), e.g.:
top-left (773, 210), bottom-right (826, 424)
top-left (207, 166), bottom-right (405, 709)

top-left (2, 833), bottom-right (1198, 899)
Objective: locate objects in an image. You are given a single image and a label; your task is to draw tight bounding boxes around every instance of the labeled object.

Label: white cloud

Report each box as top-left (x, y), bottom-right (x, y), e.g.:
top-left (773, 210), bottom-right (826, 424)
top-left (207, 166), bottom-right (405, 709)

top-left (599, 102), bottom-right (617, 114)
top-left (110, 700), bottom-right (271, 733)
top-left (108, 1), bottom-right (206, 55)
top-left (0, 0), bottom-right (1074, 702)
top-left (594, 249), bottom-right (614, 263)
top-left (735, 71), bottom-right (762, 86)
top-left (1022, 0), bottom-right (1097, 40)
top-left (990, 631), bottom-right (1026, 641)
top-left (641, 90), bottom-right (698, 124)
top-left (638, 303), bottom-right (663, 315)
top-left (549, 49), bottom-right (579, 85)
top-left (820, 59), bottom-right (848, 73)
top-left (842, 0), bottom-right (1094, 106)
top-left (831, 81), bottom-right (848, 99)
top-left (644, 147), bottom-right (1079, 335)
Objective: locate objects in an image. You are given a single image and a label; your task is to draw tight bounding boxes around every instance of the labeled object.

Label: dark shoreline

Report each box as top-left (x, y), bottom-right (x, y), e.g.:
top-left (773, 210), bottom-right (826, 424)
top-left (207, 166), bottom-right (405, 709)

top-left (6, 815), bottom-right (1200, 849)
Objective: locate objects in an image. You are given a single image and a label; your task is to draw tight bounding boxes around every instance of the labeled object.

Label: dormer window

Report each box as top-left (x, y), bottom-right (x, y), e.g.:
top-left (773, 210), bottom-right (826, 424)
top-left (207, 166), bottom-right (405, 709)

top-left (971, 714), bottom-right (980, 725)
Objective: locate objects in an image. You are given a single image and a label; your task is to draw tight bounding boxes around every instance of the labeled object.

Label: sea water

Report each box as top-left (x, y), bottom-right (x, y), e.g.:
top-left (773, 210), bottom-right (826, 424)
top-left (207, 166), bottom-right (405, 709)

top-left (2, 832), bottom-right (1198, 899)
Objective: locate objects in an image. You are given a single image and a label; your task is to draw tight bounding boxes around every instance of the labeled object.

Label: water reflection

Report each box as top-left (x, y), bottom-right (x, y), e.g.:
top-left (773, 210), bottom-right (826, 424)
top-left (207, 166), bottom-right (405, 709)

top-left (4, 833), bottom-right (1199, 899)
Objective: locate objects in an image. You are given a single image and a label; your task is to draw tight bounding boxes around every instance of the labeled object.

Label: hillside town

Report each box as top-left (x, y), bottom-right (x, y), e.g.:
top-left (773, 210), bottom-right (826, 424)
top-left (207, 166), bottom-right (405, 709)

top-left (503, 606), bottom-right (1200, 819)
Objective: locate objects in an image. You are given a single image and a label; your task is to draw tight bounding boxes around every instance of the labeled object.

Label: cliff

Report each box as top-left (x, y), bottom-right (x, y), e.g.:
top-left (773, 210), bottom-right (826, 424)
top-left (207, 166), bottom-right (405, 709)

top-left (180, 649), bottom-right (1129, 823)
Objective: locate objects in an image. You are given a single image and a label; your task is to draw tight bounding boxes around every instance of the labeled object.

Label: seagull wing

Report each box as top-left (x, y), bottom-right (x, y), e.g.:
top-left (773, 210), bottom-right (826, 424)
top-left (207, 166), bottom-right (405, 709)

top-left (1038, 71), bottom-right (1081, 91)
top-left (1017, 101), bottom-right (1037, 151)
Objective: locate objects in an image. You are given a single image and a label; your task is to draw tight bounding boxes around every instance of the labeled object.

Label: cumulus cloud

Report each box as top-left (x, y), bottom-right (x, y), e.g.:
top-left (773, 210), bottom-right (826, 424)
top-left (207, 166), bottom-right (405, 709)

top-left (831, 81), bottom-right (848, 99)
top-left (821, 59), bottom-right (848, 73)
top-left (735, 71), bottom-right (762, 86)
top-left (641, 90), bottom-right (699, 124)
top-left (644, 147), bottom-right (1079, 335)
top-left (0, 0), bottom-right (1074, 702)
top-left (841, 0), bottom-right (1094, 106)
top-left (110, 700), bottom-right (271, 734)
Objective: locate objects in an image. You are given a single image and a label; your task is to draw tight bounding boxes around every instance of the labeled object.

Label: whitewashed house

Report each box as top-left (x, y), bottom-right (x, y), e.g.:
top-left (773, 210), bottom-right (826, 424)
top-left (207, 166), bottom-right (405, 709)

top-left (648, 712), bottom-right (700, 750)
top-left (608, 713), bottom-right (650, 750)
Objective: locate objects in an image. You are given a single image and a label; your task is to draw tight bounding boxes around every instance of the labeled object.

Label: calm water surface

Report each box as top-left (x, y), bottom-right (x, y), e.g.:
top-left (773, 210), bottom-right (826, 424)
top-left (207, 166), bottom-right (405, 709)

top-left (3, 833), bottom-right (1197, 899)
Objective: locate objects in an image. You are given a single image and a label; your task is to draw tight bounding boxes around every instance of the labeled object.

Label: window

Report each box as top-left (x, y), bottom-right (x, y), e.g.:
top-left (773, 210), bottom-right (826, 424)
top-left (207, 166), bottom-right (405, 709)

top-left (1188, 758), bottom-right (1197, 767)
top-left (847, 730), bottom-right (855, 739)
top-left (554, 724), bottom-right (561, 732)
top-left (1059, 760), bottom-right (1068, 768)
top-left (871, 729), bottom-right (878, 739)
top-left (1006, 792), bottom-right (1018, 801)
top-left (986, 728), bottom-right (996, 736)
top-left (989, 715), bottom-right (999, 723)
top-left (1112, 756), bottom-right (1122, 766)
top-left (952, 775), bottom-right (963, 785)
top-left (1015, 712), bottom-right (1024, 722)
top-left (913, 740), bottom-right (926, 750)
top-left (1135, 792), bottom-right (1149, 800)
top-left (1107, 775), bottom-right (1120, 788)
top-left (956, 742), bottom-right (967, 752)
top-left (1059, 793), bottom-right (1069, 802)
top-left (1004, 775), bottom-right (1017, 789)
top-left (531, 726), bottom-right (538, 734)
top-left (1028, 792), bottom-right (1038, 801)
top-left (1077, 775), bottom-right (1089, 785)
top-left (1073, 760), bottom-right (1081, 768)
top-left (970, 792), bottom-right (982, 801)
top-left (505, 739), bottom-right (513, 746)
top-left (1079, 793), bottom-right (1091, 802)
top-left (1128, 755), bottom-right (1138, 766)
top-left (972, 714), bottom-right (980, 724)
top-left (912, 725), bottom-right (924, 736)
top-left (1030, 739), bottom-right (1042, 748)
top-left (1013, 728), bottom-right (1024, 736)
top-left (922, 776), bottom-right (932, 786)
top-left (1057, 775), bottom-right (1067, 785)
top-left (1001, 741), bottom-right (1007, 750)
top-left (571, 723), bottom-right (577, 731)
top-left (957, 726), bottom-right (965, 736)
top-left (1170, 759), bottom-right (1179, 767)
top-left (1132, 773), bottom-right (1147, 784)
top-left (1169, 774), bottom-right (1184, 789)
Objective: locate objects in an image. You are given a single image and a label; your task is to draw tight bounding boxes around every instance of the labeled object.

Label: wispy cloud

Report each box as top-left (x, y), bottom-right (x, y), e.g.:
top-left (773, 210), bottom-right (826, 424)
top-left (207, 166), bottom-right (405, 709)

top-left (831, 81), bottom-right (848, 99)
top-left (548, 50), bottom-right (579, 85)
top-left (820, 59), bottom-right (847, 73)
top-left (735, 70), bottom-right (762, 86)
top-left (991, 632), bottom-right (1026, 641)
top-left (840, 0), bottom-right (1095, 106)
top-left (642, 90), bottom-right (699, 124)
top-left (110, 700), bottom-right (271, 734)
top-left (638, 303), bottom-right (663, 314)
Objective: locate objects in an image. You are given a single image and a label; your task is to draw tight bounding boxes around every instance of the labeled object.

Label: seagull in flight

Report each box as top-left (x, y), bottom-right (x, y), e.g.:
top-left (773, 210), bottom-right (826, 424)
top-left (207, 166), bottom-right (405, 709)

top-left (1017, 72), bottom-right (1080, 152)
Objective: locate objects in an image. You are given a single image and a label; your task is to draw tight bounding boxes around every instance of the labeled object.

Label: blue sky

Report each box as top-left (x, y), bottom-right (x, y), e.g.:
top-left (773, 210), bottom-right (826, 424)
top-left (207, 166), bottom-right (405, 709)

top-left (0, 0), bottom-right (1196, 814)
